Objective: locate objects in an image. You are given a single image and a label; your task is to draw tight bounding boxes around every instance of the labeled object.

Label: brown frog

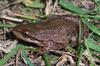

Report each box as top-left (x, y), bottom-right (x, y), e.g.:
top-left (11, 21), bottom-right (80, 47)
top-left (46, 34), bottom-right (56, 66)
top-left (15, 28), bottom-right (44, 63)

top-left (12, 15), bottom-right (79, 54)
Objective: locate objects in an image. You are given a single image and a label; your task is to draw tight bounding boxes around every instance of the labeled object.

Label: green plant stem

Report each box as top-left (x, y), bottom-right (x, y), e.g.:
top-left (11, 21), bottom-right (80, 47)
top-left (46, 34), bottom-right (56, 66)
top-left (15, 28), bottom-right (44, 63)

top-left (43, 53), bottom-right (51, 66)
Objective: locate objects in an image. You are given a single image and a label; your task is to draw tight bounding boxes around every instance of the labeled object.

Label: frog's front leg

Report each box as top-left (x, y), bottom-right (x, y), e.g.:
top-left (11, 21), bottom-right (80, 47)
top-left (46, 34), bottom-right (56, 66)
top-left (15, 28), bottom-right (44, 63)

top-left (37, 39), bottom-right (68, 55)
top-left (36, 40), bottom-right (55, 55)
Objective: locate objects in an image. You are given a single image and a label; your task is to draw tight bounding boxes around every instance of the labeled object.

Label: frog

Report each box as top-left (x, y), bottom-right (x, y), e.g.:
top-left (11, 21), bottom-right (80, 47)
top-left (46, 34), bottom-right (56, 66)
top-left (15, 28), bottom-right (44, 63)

top-left (12, 15), bottom-right (79, 54)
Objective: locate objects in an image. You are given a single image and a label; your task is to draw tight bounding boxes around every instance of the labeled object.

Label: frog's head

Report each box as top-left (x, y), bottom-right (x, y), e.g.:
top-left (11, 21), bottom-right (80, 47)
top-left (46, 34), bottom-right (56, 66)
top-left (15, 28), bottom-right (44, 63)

top-left (12, 23), bottom-right (44, 46)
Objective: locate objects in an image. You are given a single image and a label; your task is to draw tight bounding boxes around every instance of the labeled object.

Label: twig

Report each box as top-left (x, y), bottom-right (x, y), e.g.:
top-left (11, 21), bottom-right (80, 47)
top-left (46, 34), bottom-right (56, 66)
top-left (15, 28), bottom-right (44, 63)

top-left (15, 49), bottom-right (21, 66)
top-left (45, 0), bottom-right (52, 15)
top-left (1, 15), bottom-right (23, 22)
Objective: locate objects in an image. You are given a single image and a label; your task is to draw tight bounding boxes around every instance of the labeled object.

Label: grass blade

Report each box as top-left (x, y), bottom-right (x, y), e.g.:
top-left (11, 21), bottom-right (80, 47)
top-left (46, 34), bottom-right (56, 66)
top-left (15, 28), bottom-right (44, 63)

top-left (59, 0), bottom-right (88, 15)
top-left (43, 53), bottom-right (51, 66)
top-left (82, 18), bottom-right (100, 36)
top-left (85, 38), bottom-right (100, 52)
top-left (22, 50), bottom-right (34, 66)
top-left (0, 24), bottom-right (16, 28)
top-left (24, 0), bottom-right (44, 8)
top-left (0, 44), bottom-right (25, 66)
top-left (77, 47), bottom-right (84, 66)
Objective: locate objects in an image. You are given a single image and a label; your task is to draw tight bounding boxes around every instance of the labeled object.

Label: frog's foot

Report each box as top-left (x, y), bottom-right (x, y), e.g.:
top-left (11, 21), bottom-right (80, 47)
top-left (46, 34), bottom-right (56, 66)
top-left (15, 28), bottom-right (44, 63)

top-left (35, 47), bottom-right (49, 57)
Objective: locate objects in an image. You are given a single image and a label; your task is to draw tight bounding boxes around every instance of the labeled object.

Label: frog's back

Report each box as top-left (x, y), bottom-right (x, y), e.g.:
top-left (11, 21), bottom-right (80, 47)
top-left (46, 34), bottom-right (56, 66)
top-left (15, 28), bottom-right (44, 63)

top-left (33, 16), bottom-right (79, 51)
top-left (41, 15), bottom-right (79, 33)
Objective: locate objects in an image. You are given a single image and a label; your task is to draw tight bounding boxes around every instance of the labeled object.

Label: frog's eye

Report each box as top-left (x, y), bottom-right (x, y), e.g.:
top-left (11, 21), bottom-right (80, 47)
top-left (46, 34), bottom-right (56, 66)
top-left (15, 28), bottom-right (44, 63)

top-left (13, 30), bottom-right (43, 46)
top-left (20, 31), bottom-right (30, 37)
top-left (13, 30), bottom-right (32, 40)
top-left (21, 32), bottom-right (27, 37)
top-left (13, 30), bottom-right (29, 39)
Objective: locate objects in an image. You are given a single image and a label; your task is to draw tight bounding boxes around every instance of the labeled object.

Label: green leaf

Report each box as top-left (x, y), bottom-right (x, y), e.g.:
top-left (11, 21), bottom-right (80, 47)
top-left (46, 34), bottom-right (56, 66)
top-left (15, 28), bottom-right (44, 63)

top-left (59, 0), bottom-right (88, 15)
top-left (80, 15), bottom-right (100, 20)
top-left (43, 53), bottom-right (51, 66)
top-left (59, 0), bottom-right (100, 20)
top-left (0, 24), bottom-right (16, 28)
top-left (85, 38), bottom-right (100, 52)
top-left (77, 47), bottom-right (84, 66)
top-left (0, 44), bottom-right (25, 66)
top-left (82, 18), bottom-right (100, 36)
top-left (95, 0), bottom-right (100, 2)
top-left (24, 0), bottom-right (44, 8)
top-left (22, 50), bottom-right (34, 66)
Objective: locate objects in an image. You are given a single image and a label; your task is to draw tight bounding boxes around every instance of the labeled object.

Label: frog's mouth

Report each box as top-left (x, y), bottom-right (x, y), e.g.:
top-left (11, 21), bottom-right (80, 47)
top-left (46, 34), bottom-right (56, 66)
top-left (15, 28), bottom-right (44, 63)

top-left (13, 31), bottom-right (44, 46)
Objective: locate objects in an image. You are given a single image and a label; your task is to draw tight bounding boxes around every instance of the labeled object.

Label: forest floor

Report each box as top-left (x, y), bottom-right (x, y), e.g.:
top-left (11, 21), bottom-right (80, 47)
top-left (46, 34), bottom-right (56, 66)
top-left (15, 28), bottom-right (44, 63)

top-left (0, 0), bottom-right (99, 66)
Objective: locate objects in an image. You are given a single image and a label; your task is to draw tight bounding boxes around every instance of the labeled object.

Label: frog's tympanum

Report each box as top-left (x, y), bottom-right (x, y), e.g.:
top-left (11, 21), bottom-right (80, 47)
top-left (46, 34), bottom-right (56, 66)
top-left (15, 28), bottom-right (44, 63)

top-left (12, 15), bottom-right (79, 54)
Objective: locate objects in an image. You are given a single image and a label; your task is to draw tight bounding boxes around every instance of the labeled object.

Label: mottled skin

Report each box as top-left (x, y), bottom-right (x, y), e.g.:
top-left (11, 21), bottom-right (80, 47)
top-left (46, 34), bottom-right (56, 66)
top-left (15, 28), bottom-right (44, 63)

top-left (12, 15), bottom-right (79, 53)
